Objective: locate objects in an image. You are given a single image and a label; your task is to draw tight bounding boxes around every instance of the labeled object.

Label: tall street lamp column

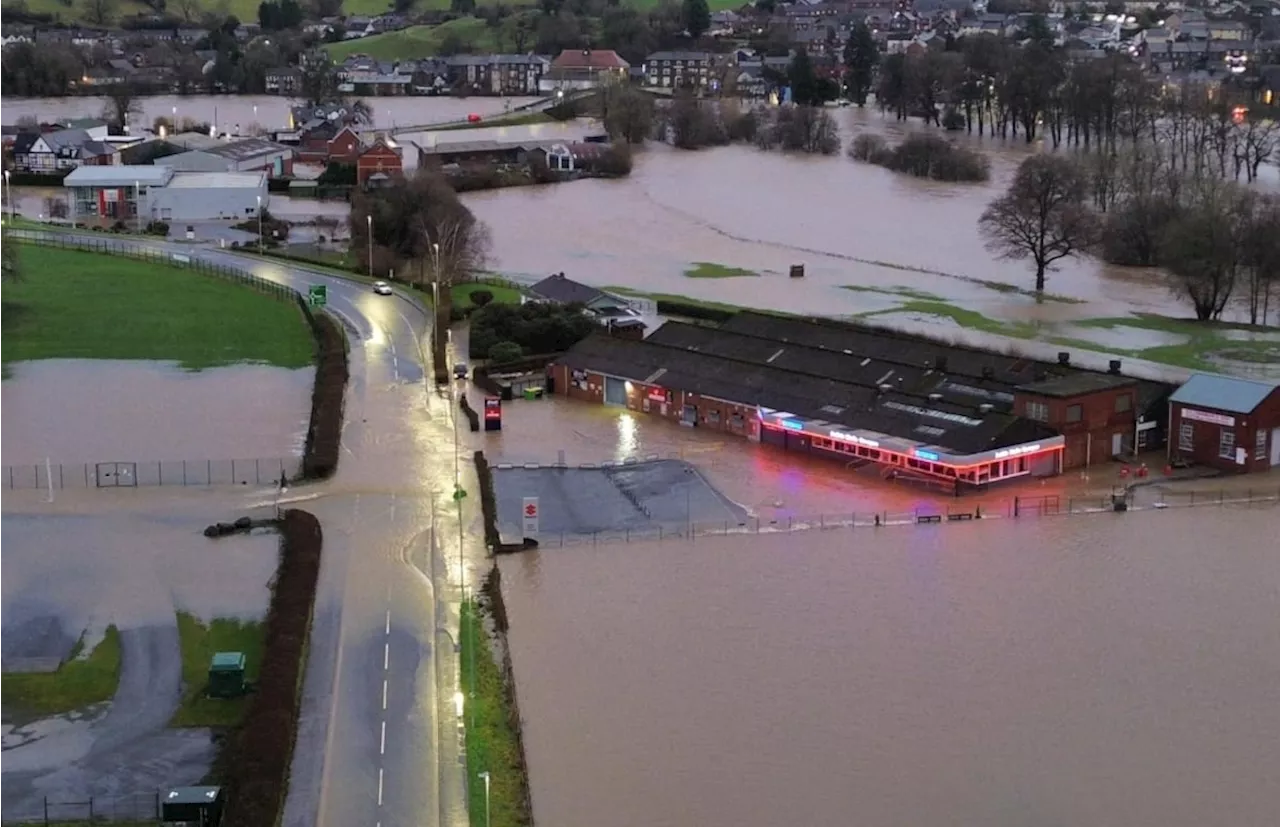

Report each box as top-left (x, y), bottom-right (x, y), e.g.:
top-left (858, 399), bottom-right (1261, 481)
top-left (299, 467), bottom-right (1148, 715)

top-left (134, 180), bottom-right (141, 233)
top-left (366, 214), bottom-right (373, 276)
top-left (3, 170), bottom-right (13, 221)
top-left (479, 771), bottom-right (491, 827)
top-left (256, 195), bottom-right (263, 254)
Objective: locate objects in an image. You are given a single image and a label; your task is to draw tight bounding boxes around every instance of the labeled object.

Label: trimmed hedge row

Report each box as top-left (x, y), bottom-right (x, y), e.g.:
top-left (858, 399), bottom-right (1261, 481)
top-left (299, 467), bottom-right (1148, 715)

top-left (654, 299), bottom-right (737, 323)
top-left (300, 311), bottom-right (348, 480)
top-left (222, 509), bottom-right (323, 827)
top-left (474, 451), bottom-right (500, 552)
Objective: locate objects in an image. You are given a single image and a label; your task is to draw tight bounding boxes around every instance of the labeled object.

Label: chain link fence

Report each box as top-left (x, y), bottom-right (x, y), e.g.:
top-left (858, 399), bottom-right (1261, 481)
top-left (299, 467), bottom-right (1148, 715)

top-left (11, 791), bottom-right (162, 824)
top-left (2, 457), bottom-right (301, 490)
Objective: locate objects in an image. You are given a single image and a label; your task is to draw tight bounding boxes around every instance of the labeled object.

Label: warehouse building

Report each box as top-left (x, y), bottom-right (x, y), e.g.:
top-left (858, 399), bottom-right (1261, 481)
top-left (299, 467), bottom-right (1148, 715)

top-left (154, 137), bottom-right (294, 178)
top-left (548, 312), bottom-right (1174, 492)
top-left (1168, 374), bottom-right (1280, 473)
top-left (63, 165), bottom-right (268, 224)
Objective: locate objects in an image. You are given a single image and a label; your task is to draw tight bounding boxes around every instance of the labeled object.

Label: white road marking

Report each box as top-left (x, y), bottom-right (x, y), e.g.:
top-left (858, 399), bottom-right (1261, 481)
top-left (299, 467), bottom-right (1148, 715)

top-left (380, 720), bottom-right (386, 755)
top-left (382, 679), bottom-right (388, 710)
top-left (377, 768), bottom-right (384, 806)
top-left (385, 610), bottom-right (391, 635)
top-left (384, 642), bottom-right (390, 670)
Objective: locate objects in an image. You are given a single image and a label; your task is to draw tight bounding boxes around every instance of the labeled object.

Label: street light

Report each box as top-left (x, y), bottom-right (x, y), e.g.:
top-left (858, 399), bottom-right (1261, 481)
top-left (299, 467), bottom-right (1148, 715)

top-left (256, 195), bottom-right (263, 253)
top-left (478, 771), bottom-right (491, 827)
top-left (366, 214), bottom-right (373, 275)
top-left (3, 169), bottom-right (13, 222)
top-left (134, 179), bottom-right (141, 233)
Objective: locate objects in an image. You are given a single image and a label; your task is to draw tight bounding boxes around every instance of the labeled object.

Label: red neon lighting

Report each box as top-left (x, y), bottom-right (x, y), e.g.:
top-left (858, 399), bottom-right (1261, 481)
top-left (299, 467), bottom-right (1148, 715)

top-left (758, 421), bottom-right (1062, 469)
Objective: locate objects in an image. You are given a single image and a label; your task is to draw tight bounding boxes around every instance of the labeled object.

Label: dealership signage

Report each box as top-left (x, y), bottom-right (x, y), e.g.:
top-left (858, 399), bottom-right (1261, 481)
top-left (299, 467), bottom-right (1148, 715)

top-left (648, 389), bottom-right (667, 403)
top-left (829, 430), bottom-right (880, 449)
top-left (994, 443), bottom-right (1043, 460)
top-left (1180, 407), bottom-right (1235, 428)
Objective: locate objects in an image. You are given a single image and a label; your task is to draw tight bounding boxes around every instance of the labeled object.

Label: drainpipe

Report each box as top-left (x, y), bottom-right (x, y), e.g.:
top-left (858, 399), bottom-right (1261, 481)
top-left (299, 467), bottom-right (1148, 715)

top-left (1166, 402), bottom-right (1174, 463)
top-left (1085, 431), bottom-right (1091, 472)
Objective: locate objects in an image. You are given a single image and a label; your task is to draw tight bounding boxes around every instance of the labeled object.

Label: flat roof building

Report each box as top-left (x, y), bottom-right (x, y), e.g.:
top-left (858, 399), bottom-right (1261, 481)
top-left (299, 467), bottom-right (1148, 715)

top-left (63, 165), bottom-right (267, 224)
top-left (549, 313), bottom-right (1177, 493)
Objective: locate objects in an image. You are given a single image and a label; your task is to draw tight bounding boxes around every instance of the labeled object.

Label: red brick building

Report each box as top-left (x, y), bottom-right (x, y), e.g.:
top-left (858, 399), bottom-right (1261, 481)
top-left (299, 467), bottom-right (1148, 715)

top-left (1013, 360), bottom-right (1148, 469)
top-left (297, 124), bottom-right (363, 165)
top-left (1168, 374), bottom-right (1280, 473)
top-left (356, 138), bottom-right (403, 185)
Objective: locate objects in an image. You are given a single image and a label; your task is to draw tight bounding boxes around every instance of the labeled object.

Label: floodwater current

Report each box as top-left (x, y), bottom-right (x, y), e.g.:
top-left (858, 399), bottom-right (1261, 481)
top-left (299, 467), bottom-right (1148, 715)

top-left (499, 503), bottom-right (1280, 827)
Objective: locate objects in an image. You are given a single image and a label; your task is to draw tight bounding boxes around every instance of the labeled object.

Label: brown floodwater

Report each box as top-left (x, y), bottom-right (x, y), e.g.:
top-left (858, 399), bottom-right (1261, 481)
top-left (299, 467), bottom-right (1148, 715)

top-left (499, 503), bottom-right (1280, 827)
top-left (1, 360), bottom-right (311, 465)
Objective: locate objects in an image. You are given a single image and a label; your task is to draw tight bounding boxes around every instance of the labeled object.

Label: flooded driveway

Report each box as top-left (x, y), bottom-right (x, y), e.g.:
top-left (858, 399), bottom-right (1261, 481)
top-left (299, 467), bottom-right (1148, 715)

top-left (2, 360), bottom-right (311, 466)
top-left (499, 503), bottom-right (1280, 827)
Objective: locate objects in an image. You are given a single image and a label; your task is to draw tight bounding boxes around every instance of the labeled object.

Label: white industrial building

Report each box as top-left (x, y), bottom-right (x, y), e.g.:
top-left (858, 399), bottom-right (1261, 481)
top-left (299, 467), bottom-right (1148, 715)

top-left (63, 165), bottom-right (268, 225)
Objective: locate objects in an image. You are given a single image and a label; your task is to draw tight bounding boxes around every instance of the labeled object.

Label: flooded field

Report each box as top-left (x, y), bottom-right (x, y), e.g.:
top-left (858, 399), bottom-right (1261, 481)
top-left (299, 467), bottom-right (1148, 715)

top-left (499, 503), bottom-right (1280, 827)
top-left (1, 360), bottom-right (311, 466)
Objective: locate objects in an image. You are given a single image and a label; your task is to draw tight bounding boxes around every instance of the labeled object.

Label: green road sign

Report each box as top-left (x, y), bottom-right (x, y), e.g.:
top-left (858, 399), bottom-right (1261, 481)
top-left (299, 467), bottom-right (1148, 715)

top-left (453, 486), bottom-right (468, 501)
top-left (308, 285), bottom-right (327, 307)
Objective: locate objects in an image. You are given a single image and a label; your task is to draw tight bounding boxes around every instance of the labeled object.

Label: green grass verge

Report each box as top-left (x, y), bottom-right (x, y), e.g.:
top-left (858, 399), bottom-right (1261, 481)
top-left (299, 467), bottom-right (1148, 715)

top-left (453, 281), bottom-right (523, 309)
top-left (1, 626), bottom-right (122, 719)
top-left (859, 300), bottom-right (1041, 338)
top-left (841, 284), bottom-right (943, 301)
top-left (604, 285), bottom-right (743, 314)
top-left (2, 245), bottom-right (315, 372)
top-left (170, 613), bottom-right (265, 728)
top-left (460, 599), bottom-right (527, 827)
top-left (325, 18), bottom-right (498, 61)
top-left (684, 261), bottom-right (758, 279)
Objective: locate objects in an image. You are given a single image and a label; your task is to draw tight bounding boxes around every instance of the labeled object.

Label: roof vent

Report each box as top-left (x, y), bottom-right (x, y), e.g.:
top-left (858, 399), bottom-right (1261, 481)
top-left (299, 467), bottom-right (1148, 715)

top-left (878, 383), bottom-right (893, 393)
top-left (979, 403), bottom-right (994, 414)
top-left (935, 355), bottom-right (948, 372)
top-left (1109, 359), bottom-right (1122, 375)
top-left (1058, 351), bottom-right (1070, 366)
top-left (928, 393), bottom-right (943, 401)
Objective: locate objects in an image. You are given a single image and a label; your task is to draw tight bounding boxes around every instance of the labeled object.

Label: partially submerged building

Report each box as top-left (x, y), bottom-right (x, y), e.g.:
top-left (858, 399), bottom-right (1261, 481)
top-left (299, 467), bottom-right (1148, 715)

top-left (548, 312), bottom-right (1175, 492)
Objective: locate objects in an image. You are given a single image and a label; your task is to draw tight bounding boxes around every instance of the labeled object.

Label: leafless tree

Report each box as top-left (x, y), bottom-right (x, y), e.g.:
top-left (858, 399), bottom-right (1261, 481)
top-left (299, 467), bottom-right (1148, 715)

top-left (101, 83), bottom-right (142, 132)
top-left (1232, 117), bottom-right (1280, 184)
top-left (979, 154), bottom-right (1097, 293)
top-left (1240, 194), bottom-right (1280, 326)
top-left (172, 0), bottom-right (199, 17)
top-left (43, 196), bottom-right (69, 220)
top-left (81, 0), bottom-right (117, 25)
top-left (1160, 180), bottom-right (1251, 321)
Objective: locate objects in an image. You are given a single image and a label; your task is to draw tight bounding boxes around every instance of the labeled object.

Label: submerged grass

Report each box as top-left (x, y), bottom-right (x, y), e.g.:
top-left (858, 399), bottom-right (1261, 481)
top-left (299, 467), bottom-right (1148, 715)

top-left (460, 599), bottom-right (527, 827)
top-left (860, 300), bottom-right (1040, 338)
top-left (841, 284), bottom-right (943, 301)
top-left (2, 245), bottom-right (314, 372)
top-left (170, 613), bottom-right (265, 728)
top-left (1, 626), bottom-right (122, 718)
top-left (684, 262), bottom-right (758, 279)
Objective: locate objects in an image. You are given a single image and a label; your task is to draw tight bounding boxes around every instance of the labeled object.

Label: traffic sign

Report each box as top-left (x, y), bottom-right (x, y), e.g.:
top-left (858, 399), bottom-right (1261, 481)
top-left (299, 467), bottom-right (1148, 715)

top-left (308, 284), bottom-right (327, 307)
top-left (522, 497), bottom-right (539, 537)
top-left (453, 486), bottom-right (468, 501)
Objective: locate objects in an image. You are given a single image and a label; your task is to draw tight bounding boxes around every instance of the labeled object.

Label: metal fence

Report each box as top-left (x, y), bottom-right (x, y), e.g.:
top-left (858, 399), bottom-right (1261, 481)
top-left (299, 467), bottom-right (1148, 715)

top-left (2, 457), bottom-right (301, 490)
top-left (498, 485), bottom-right (1280, 549)
top-left (10, 792), bottom-right (161, 824)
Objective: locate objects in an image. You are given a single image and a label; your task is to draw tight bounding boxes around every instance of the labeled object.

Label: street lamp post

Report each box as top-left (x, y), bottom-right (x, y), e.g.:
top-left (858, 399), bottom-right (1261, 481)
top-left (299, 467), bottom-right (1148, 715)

top-left (3, 169), bottom-right (13, 221)
top-left (366, 214), bottom-right (373, 275)
top-left (256, 195), bottom-right (264, 254)
top-left (134, 180), bottom-right (141, 233)
top-left (479, 771), bottom-right (491, 827)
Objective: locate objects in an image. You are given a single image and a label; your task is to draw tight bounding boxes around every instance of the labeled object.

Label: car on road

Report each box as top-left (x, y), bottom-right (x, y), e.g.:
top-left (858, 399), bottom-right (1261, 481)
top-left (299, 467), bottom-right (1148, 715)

top-left (454, 363), bottom-right (468, 379)
top-left (373, 281), bottom-right (393, 296)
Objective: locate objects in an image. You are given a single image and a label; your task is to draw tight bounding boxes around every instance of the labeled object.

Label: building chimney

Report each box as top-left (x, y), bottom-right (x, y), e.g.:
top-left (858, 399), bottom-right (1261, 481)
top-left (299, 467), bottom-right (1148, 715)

top-left (1058, 351), bottom-right (1070, 366)
top-left (1109, 359), bottom-right (1122, 375)
top-left (935, 355), bottom-right (948, 372)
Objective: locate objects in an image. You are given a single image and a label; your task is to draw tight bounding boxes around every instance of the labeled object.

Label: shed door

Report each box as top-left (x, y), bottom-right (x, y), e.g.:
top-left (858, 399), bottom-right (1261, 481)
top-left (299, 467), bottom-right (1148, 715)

top-left (1272, 427), bottom-right (1280, 467)
top-left (603, 376), bottom-right (627, 406)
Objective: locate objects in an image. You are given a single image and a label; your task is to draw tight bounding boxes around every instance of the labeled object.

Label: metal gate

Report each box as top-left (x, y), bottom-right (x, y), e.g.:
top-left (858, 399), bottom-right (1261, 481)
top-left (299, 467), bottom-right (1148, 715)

top-left (604, 376), bottom-right (627, 406)
top-left (95, 462), bottom-right (137, 487)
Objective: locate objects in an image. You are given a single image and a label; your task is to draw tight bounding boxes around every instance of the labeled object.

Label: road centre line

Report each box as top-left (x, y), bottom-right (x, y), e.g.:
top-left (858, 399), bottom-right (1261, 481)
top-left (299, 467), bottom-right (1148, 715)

top-left (385, 610), bottom-right (391, 635)
top-left (383, 679), bottom-right (388, 710)
top-left (377, 768), bottom-right (384, 806)
top-left (380, 721), bottom-right (386, 755)
top-left (384, 643), bottom-right (389, 670)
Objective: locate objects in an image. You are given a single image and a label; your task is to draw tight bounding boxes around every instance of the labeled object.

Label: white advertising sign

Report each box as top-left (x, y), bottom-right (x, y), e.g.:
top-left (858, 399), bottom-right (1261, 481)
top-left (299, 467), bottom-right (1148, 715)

top-left (521, 497), bottom-right (539, 538)
top-left (1181, 408), bottom-right (1235, 427)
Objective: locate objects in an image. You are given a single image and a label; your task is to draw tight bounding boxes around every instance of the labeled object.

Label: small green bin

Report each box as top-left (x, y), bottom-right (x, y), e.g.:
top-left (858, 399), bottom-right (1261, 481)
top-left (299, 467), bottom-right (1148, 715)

top-left (207, 651), bottom-right (246, 699)
top-left (523, 387), bottom-right (544, 401)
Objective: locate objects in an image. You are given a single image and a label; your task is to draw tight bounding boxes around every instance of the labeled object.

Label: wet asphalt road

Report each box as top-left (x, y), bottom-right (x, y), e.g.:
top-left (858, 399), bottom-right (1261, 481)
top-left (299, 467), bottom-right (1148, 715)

top-left (15, 231), bottom-right (475, 827)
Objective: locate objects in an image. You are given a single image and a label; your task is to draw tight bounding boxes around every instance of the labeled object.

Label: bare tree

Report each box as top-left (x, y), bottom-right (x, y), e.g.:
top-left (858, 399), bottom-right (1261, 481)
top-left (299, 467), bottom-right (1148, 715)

top-left (1233, 116), bottom-right (1280, 184)
top-left (1160, 181), bottom-right (1251, 321)
top-left (1240, 194), bottom-right (1280, 326)
top-left (979, 154), bottom-right (1097, 293)
top-left (81, 0), bottom-right (117, 25)
top-left (101, 83), bottom-right (142, 132)
top-left (174, 0), bottom-right (200, 19)
top-left (43, 196), bottom-right (69, 220)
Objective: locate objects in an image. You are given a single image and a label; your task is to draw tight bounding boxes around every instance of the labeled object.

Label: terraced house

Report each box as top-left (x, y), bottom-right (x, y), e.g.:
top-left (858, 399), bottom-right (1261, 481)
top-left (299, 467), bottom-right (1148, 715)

top-left (644, 51), bottom-right (717, 88)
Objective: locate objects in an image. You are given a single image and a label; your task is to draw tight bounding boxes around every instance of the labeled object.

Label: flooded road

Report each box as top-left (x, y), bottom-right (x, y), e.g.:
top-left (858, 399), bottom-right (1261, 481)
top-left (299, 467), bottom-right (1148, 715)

top-left (1, 360), bottom-right (311, 465)
top-left (499, 503), bottom-right (1280, 827)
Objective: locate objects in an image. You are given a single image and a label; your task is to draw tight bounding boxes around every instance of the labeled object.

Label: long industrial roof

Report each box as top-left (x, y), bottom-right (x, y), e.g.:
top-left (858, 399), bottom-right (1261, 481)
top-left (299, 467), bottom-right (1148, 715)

top-left (62, 165), bottom-right (173, 187)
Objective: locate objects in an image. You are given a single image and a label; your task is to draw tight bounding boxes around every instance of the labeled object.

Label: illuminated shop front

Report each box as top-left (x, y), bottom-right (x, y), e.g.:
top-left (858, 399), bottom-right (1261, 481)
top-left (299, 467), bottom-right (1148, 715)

top-left (756, 408), bottom-right (1065, 488)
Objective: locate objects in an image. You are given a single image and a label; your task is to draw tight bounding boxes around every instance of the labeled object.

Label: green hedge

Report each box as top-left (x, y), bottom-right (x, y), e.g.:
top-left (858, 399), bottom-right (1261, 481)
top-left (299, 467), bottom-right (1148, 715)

top-left (655, 299), bottom-right (737, 323)
top-left (474, 451), bottom-right (500, 552)
top-left (300, 310), bottom-right (348, 480)
top-left (221, 509), bottom-right (323, 827)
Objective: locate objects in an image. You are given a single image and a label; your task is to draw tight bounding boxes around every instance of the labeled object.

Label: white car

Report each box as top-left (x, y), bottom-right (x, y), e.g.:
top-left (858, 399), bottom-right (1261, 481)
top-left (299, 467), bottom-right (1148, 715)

top-left (373, 281), bottom-right (393, 296)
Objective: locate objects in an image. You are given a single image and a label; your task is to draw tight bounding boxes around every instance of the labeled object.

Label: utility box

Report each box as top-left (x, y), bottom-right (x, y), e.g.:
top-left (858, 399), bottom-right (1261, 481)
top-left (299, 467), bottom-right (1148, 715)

top-left (789, 264), bottom-right (805, 278)
top-left (207, 652), bottom-right (246, 699)
top-left (161, 785), bottom-right (223, 825)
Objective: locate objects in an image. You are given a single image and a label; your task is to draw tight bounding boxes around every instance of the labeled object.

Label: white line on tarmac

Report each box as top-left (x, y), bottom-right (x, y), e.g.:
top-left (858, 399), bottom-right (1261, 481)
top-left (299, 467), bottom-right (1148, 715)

top-left (383, 642), bottom-right (390, 670)
top-left (385, 610), bottom-right (391, 635)
top-left (380, 721), bottom-right (386, 755)
top-left (377, 768), bottom-right (384, 806)
top-left (382, 679), bottom-right (388, 710)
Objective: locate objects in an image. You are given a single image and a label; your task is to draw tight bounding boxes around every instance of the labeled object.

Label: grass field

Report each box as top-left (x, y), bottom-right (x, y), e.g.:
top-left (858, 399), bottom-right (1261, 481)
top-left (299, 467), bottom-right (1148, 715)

top-left (684, 261), bottom-right (758, 279)
top-left (324, 18), bottom-right (498, 61)
top-left (1, 627), bottom-right (122, 720)
top-left (460, 599), bottom-right (528, 827)
top-left (452, 281), bottom-right (523, 309)
top-left (1, 245), bottom-right (315, 373)
top-left (169, 613), bottom-right (265, 728)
